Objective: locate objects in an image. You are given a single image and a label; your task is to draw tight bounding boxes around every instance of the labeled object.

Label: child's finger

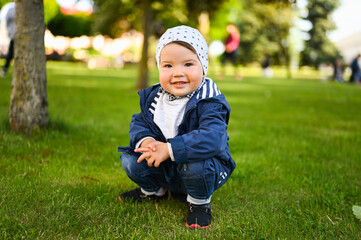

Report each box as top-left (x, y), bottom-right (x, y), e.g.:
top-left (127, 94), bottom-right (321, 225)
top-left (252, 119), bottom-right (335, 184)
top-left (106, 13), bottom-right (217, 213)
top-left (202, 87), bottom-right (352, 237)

top-left (154, 157), bottom-right (166, 168)
top-left (147, 157), bottom-right (155, 167)
top-left (146, 143), bottom-right (157, 152)
top-left (134, 147), bottom-right (151, 153)
top-left (137, 152), bottom-right (151, 163)
top-left (154, 160), bottom-right (160, 168)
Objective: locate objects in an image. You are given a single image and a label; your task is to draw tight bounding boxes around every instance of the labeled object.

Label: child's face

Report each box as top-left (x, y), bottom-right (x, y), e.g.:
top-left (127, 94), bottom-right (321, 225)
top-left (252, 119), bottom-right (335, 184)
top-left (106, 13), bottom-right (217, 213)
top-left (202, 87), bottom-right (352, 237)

top-left (159, 43), bottom-right (204, 96)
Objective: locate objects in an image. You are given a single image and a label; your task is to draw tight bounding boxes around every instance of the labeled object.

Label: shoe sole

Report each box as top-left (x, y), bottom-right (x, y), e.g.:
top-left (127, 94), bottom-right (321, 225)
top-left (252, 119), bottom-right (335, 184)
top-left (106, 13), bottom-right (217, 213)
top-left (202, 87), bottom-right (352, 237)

top-left (185, 222), bottom-right (211, 229)
top-left (117, 191), bottom-right (169, 202)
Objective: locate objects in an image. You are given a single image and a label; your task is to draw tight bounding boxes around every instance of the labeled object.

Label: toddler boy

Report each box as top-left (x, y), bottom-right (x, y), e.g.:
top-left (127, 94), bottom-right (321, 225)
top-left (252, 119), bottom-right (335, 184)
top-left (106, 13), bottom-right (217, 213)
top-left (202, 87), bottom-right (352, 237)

top-left (118, 25), bottom-right (236, 229)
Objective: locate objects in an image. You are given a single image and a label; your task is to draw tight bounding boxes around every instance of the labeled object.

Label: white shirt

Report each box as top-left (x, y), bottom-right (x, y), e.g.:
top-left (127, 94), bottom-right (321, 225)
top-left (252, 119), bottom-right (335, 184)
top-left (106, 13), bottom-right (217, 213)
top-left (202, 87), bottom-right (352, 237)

top-left (136, 91), bottom-right (189, 161)
top-left (153, 92), bottom-right (189, 139)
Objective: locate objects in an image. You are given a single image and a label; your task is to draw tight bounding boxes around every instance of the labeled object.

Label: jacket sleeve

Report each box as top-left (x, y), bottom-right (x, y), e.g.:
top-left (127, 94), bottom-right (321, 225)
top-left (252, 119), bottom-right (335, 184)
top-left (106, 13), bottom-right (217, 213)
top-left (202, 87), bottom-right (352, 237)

top-left (168, 101), bottom-right (230, 163)
top-left (128, 111), bottom-right (157, 149)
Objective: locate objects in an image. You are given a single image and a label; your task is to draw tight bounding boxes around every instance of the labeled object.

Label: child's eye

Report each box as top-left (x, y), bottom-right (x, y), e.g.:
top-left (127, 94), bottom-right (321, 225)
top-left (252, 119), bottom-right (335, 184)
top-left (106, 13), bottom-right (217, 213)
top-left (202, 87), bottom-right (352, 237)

top-left (164, 64), bottom-right (172, 68)
top-left (185, 63), bottom-right (193, 67)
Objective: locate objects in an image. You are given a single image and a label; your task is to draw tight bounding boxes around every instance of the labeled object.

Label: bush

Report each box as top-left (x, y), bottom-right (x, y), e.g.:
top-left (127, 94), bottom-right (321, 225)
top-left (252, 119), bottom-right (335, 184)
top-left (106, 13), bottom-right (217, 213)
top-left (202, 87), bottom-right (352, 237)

top-left (47, 12), bottom-right (93, 37)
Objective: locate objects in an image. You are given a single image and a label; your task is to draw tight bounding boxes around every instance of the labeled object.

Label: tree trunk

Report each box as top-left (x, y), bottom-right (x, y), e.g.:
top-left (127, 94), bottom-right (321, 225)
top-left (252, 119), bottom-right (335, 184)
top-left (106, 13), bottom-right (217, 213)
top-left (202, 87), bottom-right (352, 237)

top-left (284, 46), bottom-right (292, 79)
top-left (136, 0), bottom-right (151, 90)
top-left (9, 0), bottom-right (48, 134)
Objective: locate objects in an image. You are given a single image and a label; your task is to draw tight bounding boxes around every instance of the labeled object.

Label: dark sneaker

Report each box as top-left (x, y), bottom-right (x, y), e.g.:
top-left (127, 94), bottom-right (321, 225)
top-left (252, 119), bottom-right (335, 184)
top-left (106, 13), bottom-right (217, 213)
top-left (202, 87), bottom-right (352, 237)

top-left (118, 187), bottom-right (169, 202)
top-left (186, 203), bottom-right (212, 229)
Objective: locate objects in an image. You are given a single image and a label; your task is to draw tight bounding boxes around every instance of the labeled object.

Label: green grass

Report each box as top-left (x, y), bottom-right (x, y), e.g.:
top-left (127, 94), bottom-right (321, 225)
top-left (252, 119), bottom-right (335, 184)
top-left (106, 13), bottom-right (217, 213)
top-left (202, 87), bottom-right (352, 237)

top-left (0, 61), bottom-right (360, 239)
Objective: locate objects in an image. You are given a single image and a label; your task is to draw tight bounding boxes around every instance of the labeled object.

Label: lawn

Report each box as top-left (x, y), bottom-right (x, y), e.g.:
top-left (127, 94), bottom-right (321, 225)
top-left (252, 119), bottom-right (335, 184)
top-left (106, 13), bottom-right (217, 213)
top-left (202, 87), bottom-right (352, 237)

top-left (0, 61), bottom-right (360, 239)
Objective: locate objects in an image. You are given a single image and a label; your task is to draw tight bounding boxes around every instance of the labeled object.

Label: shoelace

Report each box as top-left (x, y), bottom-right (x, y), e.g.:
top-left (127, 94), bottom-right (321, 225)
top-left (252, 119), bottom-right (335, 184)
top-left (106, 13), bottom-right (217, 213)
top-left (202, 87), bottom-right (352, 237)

top-left (189, 204), bottom-right (211, 213)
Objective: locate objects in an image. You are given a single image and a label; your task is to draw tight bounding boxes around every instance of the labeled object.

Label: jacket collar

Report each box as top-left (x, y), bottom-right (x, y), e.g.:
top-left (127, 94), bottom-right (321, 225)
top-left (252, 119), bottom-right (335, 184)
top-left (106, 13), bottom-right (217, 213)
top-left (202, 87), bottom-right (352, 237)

top-left (158, 78), bottom-right (206, 101)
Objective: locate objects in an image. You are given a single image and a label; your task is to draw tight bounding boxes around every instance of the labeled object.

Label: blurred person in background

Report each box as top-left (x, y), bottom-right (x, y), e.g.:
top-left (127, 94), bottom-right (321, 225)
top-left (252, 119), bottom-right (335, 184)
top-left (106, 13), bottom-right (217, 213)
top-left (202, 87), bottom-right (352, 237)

top-left (1, 0), bottom-right (14, 77)
top-left (349, 54), bottom-right (361, 84)
top-left (333, 58), bottom-right (345, 82)
top-left (261, 54), bottom-right (273, 78)
top-left (220, 23), bottom-right (242, 80)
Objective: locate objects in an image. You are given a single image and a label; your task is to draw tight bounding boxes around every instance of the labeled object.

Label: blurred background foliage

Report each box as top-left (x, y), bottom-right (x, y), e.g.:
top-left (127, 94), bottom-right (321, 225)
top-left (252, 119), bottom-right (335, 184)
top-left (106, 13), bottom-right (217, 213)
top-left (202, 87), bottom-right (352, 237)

top-left (43, 0), bottom-right (59, 25)
top-left (300, 0), bottom-right (341, 68)
top-left (0, 0), bottom-right (341, 70)
top-left (90, 0), bottom-right (340, 70)
top-left (47, 11), bottom-right (92, 37)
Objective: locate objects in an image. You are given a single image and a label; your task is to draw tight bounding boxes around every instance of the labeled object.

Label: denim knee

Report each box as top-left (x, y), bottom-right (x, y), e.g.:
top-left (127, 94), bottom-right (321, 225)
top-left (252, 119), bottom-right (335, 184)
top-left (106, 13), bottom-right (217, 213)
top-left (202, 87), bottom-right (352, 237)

top-left (178, 161), bottom-right (206, 178)
top-left (120, 152), bottom-right (154, 179)
top-left (177, 159), bottom-right (231, 199)
top-left (177, 161), bottom-right (213, 199)
top-left (120, 152), bottom-right (164, 192)
top-left (120, 152), bottom-right (139, 177)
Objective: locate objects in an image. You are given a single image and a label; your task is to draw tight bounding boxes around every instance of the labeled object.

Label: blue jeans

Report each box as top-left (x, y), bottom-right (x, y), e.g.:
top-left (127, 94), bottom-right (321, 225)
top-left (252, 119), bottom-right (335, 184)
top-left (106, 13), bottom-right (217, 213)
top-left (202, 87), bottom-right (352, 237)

top-left (120, 152), bottom-right (233, 200)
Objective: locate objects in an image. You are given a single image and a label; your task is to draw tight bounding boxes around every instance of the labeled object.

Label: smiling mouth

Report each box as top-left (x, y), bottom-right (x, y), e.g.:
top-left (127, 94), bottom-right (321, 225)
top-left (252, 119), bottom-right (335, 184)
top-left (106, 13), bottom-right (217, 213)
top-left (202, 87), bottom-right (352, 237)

top-left (172, 81), bottom-right (187, 85)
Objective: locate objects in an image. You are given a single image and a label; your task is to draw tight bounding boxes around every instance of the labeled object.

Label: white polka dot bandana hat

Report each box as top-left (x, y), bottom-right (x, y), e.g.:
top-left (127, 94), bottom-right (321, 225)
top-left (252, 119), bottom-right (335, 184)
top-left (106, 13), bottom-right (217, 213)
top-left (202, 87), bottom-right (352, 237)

top-left (156, 25), bottom-right (209, 76)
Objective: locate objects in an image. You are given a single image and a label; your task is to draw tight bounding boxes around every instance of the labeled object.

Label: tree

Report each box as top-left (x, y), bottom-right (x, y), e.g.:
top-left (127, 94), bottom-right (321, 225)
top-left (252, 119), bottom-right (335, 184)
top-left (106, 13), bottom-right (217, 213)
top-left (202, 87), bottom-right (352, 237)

top-left (9, 0), bottom-right (48, 133)
top-left (259, 2), bottom-right (295, 78)
top-left (44, 0), bottom-right (59, 25)
top-left (137, 0), bottom-right (152, 89)
top-left (92, 0), bottom-right (155, 89)
top-left (300, 0), bottom-right (340, 68)
top-left (47, 11), bottom-right (92, 37)
top-left (184, 0), bottom-right (229, 28)
top-left (210, 0), bottom-right (295, 76)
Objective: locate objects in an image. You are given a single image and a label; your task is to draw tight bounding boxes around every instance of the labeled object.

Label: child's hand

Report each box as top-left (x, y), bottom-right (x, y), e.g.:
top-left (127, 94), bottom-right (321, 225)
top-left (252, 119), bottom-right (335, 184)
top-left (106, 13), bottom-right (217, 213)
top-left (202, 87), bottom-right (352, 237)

top-left (135, 142), bottom-right (170, 168)
top-left (139, 138), bottom-right (157, 151)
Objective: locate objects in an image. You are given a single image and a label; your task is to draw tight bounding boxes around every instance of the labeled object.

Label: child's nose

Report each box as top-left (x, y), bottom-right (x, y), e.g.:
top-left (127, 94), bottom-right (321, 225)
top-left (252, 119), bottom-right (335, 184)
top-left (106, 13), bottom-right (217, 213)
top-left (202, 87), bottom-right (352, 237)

top-left (173, 66), bottom-right (184, 76)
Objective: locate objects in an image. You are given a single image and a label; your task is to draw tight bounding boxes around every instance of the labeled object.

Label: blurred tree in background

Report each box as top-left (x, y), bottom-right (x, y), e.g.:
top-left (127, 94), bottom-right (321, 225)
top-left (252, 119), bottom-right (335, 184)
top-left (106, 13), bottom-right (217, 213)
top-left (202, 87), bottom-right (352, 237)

top-left (210, 0), bottom-right (295, 77)
top-left (1, 0), bottom-right (92, 37)
top-left (44, 0), bottom-right (59, 25)
top-left (300, 0), bottom-right (341, 68)
top-left (46, 0), bottom-right (93, 38)
top-left (92, 0), bottom-right (185, 89)
top-left (92, 0), bottom-right (226, 38)
top-left (47, 11), bottom-right (92, 37)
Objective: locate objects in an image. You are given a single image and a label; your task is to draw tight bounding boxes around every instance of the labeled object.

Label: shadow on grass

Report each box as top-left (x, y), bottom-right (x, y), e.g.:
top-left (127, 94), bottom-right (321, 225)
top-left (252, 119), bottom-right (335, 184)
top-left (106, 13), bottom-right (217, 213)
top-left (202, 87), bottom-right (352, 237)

top-left (0, 117), bottom-right (92, 138)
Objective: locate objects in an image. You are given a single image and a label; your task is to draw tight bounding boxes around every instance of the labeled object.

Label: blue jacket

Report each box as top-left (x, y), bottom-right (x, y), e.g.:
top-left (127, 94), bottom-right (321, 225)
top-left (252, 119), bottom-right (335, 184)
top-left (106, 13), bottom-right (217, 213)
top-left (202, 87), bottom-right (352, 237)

top-left (118, 78), bottom-right (235, 169)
